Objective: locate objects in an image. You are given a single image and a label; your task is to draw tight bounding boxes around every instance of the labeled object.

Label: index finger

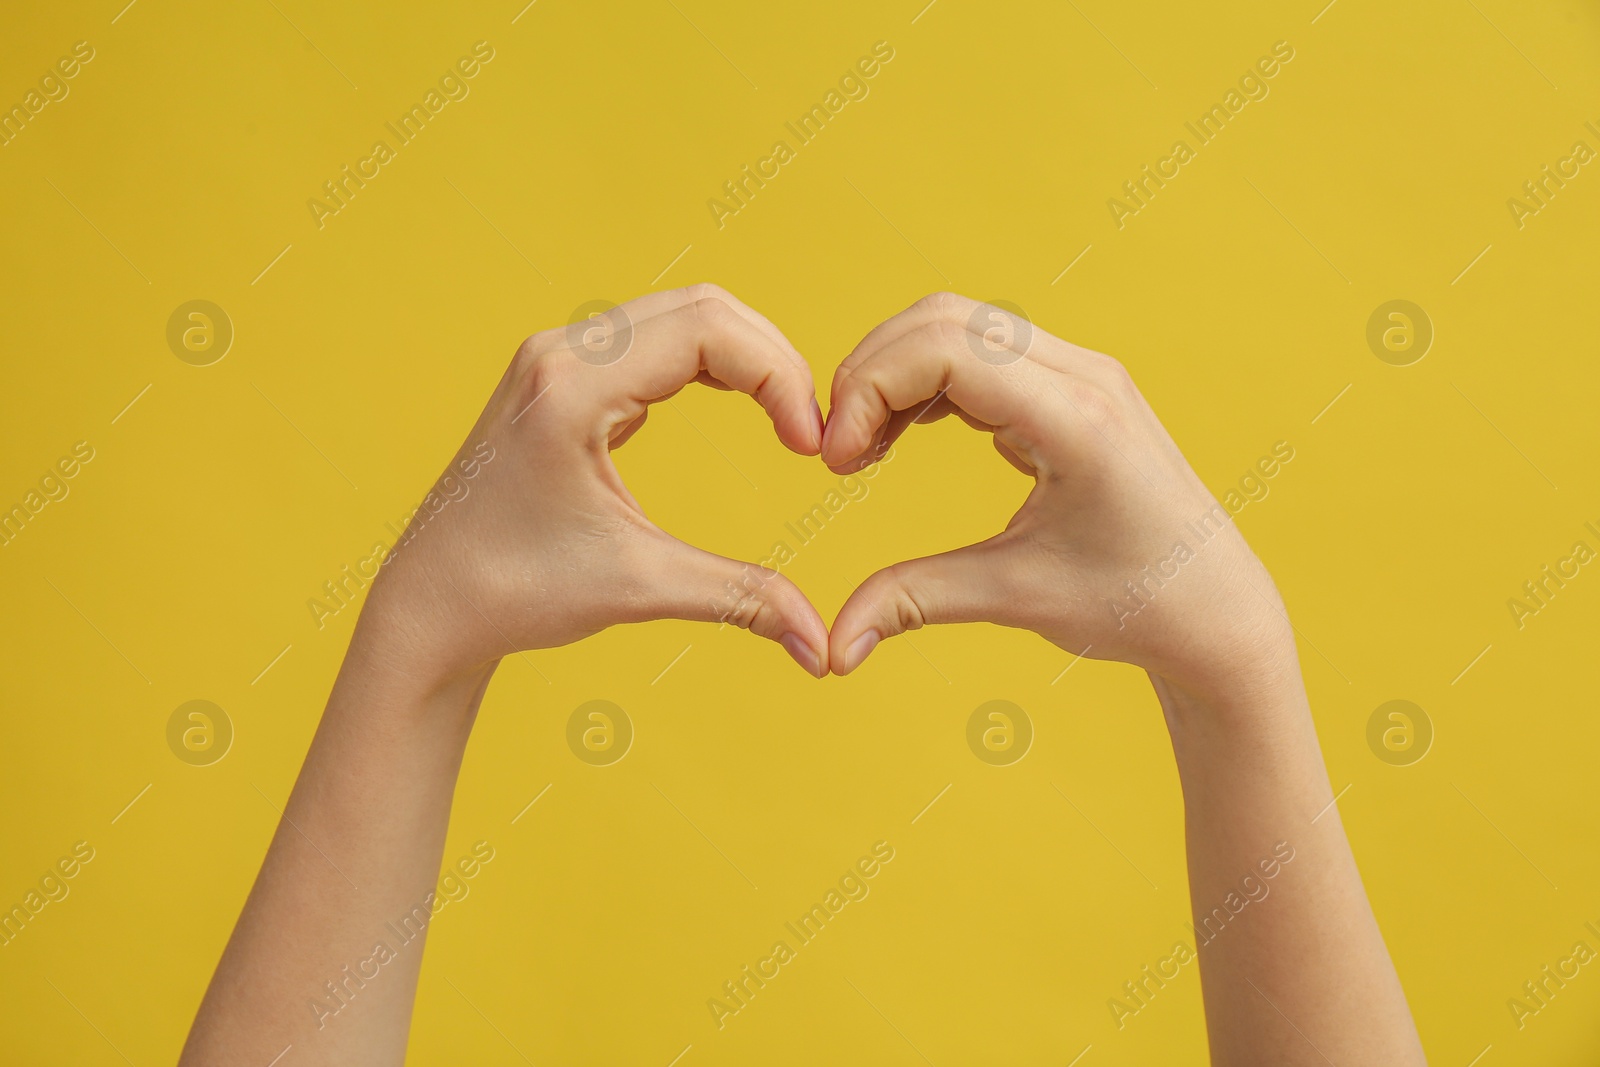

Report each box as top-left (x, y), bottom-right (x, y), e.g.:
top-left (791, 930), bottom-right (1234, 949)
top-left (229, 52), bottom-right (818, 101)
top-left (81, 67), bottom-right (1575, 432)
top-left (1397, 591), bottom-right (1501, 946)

top-left (822, 312), bottom-right (1069, 474)
top-left (607, 283), bottom-right (811, 374)
top-left (601, 294), bottom-right (822, 455)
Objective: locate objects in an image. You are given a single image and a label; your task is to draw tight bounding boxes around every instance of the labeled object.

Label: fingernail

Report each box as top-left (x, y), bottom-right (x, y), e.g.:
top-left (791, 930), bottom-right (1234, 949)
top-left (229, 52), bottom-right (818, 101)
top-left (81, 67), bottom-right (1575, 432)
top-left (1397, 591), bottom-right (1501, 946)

top-left (845, 630), bottom-right (880, 673)
top-left (780, 632), bottom-right (824, 678)
top-left (810, 397), bottom-right (824, 451)
top-left (820, 416), bottom-right (836, 459)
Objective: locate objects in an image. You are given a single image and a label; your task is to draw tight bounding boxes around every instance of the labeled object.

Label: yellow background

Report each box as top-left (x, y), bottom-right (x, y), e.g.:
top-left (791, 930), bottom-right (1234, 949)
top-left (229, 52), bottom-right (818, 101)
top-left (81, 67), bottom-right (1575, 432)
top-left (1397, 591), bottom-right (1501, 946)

top-left (2, 0), bottom-right (1598, 1063)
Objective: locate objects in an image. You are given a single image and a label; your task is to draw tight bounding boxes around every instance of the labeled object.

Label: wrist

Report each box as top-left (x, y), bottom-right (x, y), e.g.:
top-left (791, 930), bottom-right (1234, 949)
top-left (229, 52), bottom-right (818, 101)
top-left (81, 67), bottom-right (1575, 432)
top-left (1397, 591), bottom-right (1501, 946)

top-left (1148, 636), bottom-right (1310, 759)
top-left (362, 553), bottom-right (501, 675)
top-left (1147, 537), bottom-right (1301, 703)
top-left (333, 598), bottom-right (499, 742)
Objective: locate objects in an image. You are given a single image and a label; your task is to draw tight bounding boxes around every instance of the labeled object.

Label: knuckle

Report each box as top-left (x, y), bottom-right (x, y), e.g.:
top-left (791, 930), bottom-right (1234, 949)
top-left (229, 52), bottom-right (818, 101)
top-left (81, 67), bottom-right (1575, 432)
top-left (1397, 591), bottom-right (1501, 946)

top-left (515, 363), bottom-right (566, 412)
top-left (1096, 350), bottom-right (1135, 386)
top-left (882, 564), bottom-right (930, 632)
top-left (1093, 352), bottom-right (1144, 408)
top-left (510, 333), bottom-right (575, 402)
top-left (917, 291), bottom-right (969, 323)
top-left (515, 327), bottom-right (562, 367)
top-left (721, 586), bottom-right (761, 630)
top-left (514, 344), bottom-right (570, 401)
top-left (688, 295), bottom-right (734, 328)
top-left (681, 281), bottom-right (732, 305)
top-left (926, 317), bottom-right (971, 353)
top-left (1059, 378), bottom-right (1120, 432)
top-left (713, 562), bottom-right (780, 630)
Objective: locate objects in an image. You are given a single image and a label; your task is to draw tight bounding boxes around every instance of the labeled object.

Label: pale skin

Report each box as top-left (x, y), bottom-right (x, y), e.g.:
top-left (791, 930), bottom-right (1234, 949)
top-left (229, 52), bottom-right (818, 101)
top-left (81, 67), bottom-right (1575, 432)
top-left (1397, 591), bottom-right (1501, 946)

top-left (179, 285), bottom-right (1425, 1065)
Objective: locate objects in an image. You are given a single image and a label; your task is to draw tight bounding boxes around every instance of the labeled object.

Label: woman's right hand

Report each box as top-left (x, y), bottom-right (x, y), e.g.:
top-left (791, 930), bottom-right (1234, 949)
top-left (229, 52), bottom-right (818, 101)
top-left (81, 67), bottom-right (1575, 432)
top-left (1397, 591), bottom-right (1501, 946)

top-left (362, 284), bottom-right (834, 686)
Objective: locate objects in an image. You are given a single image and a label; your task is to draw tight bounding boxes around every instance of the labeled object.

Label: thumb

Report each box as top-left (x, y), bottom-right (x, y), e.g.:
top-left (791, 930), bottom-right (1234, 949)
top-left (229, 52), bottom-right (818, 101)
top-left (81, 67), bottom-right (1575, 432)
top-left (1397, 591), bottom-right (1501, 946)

top-left (642, 535), bottom-right (831, 678)
top-left (830, 541), bottom-right (1013, 675)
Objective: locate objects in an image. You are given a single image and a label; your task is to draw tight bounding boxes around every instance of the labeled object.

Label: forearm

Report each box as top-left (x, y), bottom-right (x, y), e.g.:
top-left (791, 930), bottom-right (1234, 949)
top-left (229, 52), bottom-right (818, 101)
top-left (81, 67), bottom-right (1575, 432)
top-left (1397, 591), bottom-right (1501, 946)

top-left (179, 285), bottom-right (831, 1065)
top-left (181, 615), bottom-right (491, 1067)
top-left (1153, 649), bottom-right (1424, 1065)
